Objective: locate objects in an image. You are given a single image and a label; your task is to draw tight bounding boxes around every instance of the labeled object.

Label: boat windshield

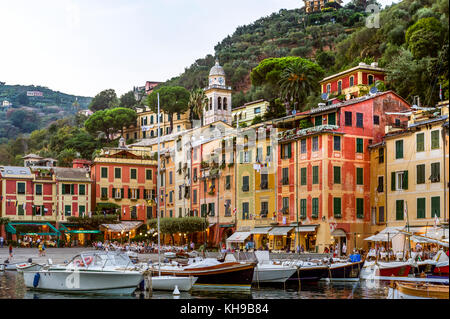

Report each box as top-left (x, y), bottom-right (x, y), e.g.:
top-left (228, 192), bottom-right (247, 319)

top-left (68, 251), bottom-right (132, 268)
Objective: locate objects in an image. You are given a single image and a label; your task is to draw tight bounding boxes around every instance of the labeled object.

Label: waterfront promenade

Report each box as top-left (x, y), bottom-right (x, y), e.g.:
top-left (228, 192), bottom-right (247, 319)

top-left (0, 248), bottom-right (331, 265)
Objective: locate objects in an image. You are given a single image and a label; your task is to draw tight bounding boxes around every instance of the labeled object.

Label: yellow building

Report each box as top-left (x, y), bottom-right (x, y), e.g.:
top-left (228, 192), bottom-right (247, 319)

top-left (384, 104), bottom-right (449, 233)
top-left (304, 0), bottom-right (342, 13)
top-left (231, 100), bottom-right (269, 127)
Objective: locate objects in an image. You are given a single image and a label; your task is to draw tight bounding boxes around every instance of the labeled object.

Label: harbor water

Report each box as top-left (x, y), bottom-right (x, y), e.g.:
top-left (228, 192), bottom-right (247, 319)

top-left (0, 270), bottom-right (390, 299)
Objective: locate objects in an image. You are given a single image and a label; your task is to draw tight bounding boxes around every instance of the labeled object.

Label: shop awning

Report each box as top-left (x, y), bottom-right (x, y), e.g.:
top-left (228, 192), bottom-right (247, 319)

top-left (364, 226), bottom-right (404, 242)
top-left (101, 221), bottom-right (143, 233)
top-left (226, 231), bottom-right (251, 243)
top-left (269, 226), bottom-right (294, 236)
top-left (295, 225), bottom-right (318, 233)
top-left (250, 227), bottom-right (272, 234)
top-left (331, 229), bottom-right (347, 237)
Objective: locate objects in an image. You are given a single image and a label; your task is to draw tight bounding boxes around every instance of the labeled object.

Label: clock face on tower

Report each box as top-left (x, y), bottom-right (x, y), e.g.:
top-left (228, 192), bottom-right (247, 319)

top-left (218, 77), bottom-right (224, 85)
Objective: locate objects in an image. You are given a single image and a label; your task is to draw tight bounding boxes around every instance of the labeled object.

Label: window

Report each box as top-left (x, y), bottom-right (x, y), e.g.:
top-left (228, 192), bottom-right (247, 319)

top-left (242, 176), bottom-right (249, 192)
top-left (328, 113), bottom-right (336, 125)
top-left (18, 204), bottom-right (24, 216)
top-left (179, 186), bottom-right (182, 200)
top-left (379, 206), bottom-right (385, 223)
top-left (377, 176), bottom-right (384, 192)
top-left (395, 140), bottom-right (403, 159)
top-left (282, 168), bottom-right (289, 185)
top-left (35, 184), bottom-right (42, 196)
top-left (378, 147), bottom-right (384, 163)
top-left (417, 198), bottom-right (426, 219)
top-left (356, 198), bottom-right (364, 219)
top-left (431, 197), bottom-right (440, 217)
top-left (356, 138), bottom-right (364, 153)
top-left (201, 204), bottom-right (207, 217)
top-left (177, 113), bottom-right (181, 120)
top-left (79, 205), bottom-right (85, 217)
top-left (416, 164), bottom-right (425, 184)
top-left (345, 111), bottom-right (352, 126)
top-left (312, 166), bottom-right (319, 184)
top-left (333, 197), bottom-right (341, 218)
top-left (356, 113), bottom-right (363, 128)
top-left (337, 81), bottom-right (342, 94)
top-left (114, 168), bottom-right (121, 179)
top-left (242, 202), bottom-right (249, 220)
top-left (315, 116), bottom-right (322, 126)
top-left (169, 171), bottom-right (173, 184)
top-left (333, 136), bottom-right (341, 151)
top-left (260, 173), bottom-right (268, 189)
top-left (300, 167), bottom-right (307, 185)
top-left (218, 97), bottom-right (222, 109)
top-left (256, 147), bottom-right (263, 162)
top-left (349, 76), bottom-right (354, 87)
top-left (368, 75), bottom-right (374, 86)
top-left (101, 167), bottom-right (108, 178)
top-left (226, 175), bottom-right (231, 190)
top-left (281, 143), bottom-right (292, 159)
top-left (260, 201), bottom-right (268, 217)
top-left (312, 136), bottom-right (319, 152)
top-left (130, 169), bottom-right (137, 179)
top-left (266, 146), bottom-right (271, 159)
top-left (373, 115), bottom-right (380, 125)
top-left (62, 184), bottom-right (72, 195)
top-left (312, 198), bottom-right (319, 218)
top-left (396, 200), bottom-right (404, 220)
top-left (326, 84), bottom-right (331, 93)
top-left (223, 98), bottom-right (228, 110)
top-left (282, 197), bottom-right (289, 214)
top-left (79, 184), bottom-right (86, 195)
top-left (193, 189), bottom-right (197, 204)
top-left (254, 107), bottom-right (261, 114)
top-left (17, 182), bottom-right (26, 195)
top-left (416, 133), bottom-right (424, 152)
top-left (65, 205), bottom-right (71, 216)
top-left (392, 171), bottom-right (408, 190)
top-left (146, 169), bottom-right (152, 180)
top-left (333, 166), bottom-right (341, 184)
top-left (225, 200), bottom-right (231, 216)
top-left (301, 139), bottom-right (307, 153)
top-left (208, 203), bottom-right (215, 216)
top-left (430, 162), bottom-right (440, 182)
top-left (431, 130), bottom-right (439, 149)
top-left (356, 167), bottom-right (364, 185)
top-left (101, 187), bottom-right (108, 199)
top-left (300, 199), bottom-right (307, 219)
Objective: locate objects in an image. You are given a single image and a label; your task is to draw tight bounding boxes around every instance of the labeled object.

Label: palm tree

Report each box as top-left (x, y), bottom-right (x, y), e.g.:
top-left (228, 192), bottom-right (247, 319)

top-left (279, 60), bottom-right (323, 112)
top-left (188, 88), bottom-right (208, 126)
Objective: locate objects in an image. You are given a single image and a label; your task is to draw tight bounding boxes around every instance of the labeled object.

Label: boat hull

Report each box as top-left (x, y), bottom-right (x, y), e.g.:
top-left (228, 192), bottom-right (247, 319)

top-left (153, 262), bottom-right (255, 290)
top-left (150, 276), bottom-right (198, 291)
top-left (388, 282), bottom-right (449, 299)
top-left (326, 261), bottom-right (365, 281)
top-left (288, 266), bottom-right (328, 282)
top-left (361, 262), bottom-right (411, 279)
top-left (253, 266), bottom-right (297, 283)
top-left (23, 270), bottom-right (143, 295)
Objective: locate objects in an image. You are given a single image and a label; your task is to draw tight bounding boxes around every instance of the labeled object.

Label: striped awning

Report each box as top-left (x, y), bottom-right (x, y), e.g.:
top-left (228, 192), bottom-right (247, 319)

top-left (226, 231), bottom-right (251, 243)
top-left (101, 221), bottom-right (142, 233)
top-left (294, 225), bottom-right (318, 233)
top-left (269, 226), bottom-right (294, 236)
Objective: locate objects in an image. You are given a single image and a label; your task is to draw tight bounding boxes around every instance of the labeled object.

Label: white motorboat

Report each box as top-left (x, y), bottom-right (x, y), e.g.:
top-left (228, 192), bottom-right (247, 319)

top-left (23, 251), bottom-right (143, 295)
top-left (16, 263), bottom-right (43, 272)
top-left (150, 275), bottom-right (198, 291)
top-left (250, 251), bottom-right (297, 283)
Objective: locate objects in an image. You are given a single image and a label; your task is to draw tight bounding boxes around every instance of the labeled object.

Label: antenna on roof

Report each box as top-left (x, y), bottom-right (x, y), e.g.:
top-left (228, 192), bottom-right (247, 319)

top-left (369, 86), bottom-right (378, 96)
top-left (321, 93), bottom-right (329, 101)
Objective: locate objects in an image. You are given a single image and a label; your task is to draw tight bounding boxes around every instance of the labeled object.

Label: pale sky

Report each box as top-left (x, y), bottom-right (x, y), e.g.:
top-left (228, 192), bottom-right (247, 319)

top-left (0, 0), bottom-right (398, 98)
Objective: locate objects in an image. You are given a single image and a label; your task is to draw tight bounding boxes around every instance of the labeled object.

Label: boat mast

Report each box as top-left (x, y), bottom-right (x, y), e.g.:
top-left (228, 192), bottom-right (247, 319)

top-left (157, 93), bottom-right (161, 277)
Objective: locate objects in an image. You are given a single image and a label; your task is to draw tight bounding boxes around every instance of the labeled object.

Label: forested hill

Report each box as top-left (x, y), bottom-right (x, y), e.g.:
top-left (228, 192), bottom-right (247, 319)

top-left (161, 0), bottom-right (449, 108)
top-left (0, 83), bottom-right (92, 141)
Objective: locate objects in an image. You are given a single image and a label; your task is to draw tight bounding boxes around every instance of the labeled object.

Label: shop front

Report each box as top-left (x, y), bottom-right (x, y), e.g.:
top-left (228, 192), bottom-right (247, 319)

top-left (293, 224), bottom-right (319, 253)
top-left (58, 223), bottom-right (102, 246)
top-left (331, 228), bottom-right (347, 257)
top-left (268, 226), bottom-right (294, 252)
top-left (100, 221), bottom-right (143, 242)
top-left (225, 231), bottom-right (251, 251)
top-left (250, 227), bottom-right (272, 250)
top-left (5, 222), bottom-right (60, 247)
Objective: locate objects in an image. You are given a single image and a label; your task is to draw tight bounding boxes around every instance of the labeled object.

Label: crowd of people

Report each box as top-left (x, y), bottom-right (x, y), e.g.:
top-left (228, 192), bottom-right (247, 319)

top-left (91, 240), bottom-right (194, 254)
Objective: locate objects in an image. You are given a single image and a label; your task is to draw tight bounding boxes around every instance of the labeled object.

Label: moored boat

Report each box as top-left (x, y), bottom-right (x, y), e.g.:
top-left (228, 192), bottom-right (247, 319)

top-left (150, 275), bottom-right (198, 291)
top-left (282, 260), bottom-right (328, 282)
top-left (326, 260), bottom-right (365, 281)
top-left (360, 260), bottom-right (412, 279)
top-left (387, 281), bottom-right (449, 299)
top-left (23, 251), bottom-right (144, 295)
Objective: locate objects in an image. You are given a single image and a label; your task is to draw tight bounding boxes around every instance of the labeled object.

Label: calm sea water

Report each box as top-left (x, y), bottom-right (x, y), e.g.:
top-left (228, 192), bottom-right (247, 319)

top-left (0, 271), bottom-right (389, 299)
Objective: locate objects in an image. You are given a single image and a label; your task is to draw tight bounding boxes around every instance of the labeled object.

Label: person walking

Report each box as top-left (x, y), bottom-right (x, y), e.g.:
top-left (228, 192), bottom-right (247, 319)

top-left (190, 241), bottom-right (195, 251)
top-left (38, 242), bottom-right (43, 257)
top-left (8, 244), bottom-right (13, 261)
top-left (42, 242), bottom-right (46, 256)
top-left (342, 243), bottom-right (347, 256)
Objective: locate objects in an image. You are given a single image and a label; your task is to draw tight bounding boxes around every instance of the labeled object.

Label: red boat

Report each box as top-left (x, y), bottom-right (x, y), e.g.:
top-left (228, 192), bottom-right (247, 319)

top-left (378, 263), bottom-right (411, 277)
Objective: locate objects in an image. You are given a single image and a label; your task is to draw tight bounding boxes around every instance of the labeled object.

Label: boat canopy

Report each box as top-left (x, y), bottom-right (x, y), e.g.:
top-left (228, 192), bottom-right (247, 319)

top-left (226, 231), bottom-right (251, 243)
top-left (269, 226), bottom-right (294, 236)
top-left (250, 227), bottom-right (272, 234)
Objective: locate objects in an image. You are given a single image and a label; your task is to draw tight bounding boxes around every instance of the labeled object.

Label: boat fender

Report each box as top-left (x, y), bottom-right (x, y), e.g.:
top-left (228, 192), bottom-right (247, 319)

top-left (33, 273), bottom-right (40, 288)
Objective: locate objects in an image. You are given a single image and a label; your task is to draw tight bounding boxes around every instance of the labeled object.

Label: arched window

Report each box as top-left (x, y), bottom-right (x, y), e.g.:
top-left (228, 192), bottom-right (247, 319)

top-left (209, 97), bottom-right (212, 110)
top-left (223, 97), bottom-right (227, 110)
top-left (368, 74), bottom-right (374, 86)
top-left (218, 97), bottom-right (222, 110)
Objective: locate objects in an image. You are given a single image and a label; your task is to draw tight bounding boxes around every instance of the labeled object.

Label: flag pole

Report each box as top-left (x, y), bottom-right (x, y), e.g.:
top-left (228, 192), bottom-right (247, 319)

top-left (157, 92), bottom-right (161, 277)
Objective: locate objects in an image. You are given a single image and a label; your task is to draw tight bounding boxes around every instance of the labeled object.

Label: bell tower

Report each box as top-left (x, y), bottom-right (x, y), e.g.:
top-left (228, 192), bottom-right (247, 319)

top-left (203, 60), bottom-right (232, 126)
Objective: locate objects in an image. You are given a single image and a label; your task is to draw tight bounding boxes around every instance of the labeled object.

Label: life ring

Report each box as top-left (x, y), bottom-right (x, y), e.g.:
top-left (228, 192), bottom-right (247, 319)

top-left (75, 260), bottom-right (84, 267)
top-left (84, 256), bottom-right (93, 265)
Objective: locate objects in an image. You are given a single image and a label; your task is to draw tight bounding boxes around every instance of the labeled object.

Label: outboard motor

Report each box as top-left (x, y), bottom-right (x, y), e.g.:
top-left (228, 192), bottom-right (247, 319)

top-left (28, 258), bottom-right (33, 263)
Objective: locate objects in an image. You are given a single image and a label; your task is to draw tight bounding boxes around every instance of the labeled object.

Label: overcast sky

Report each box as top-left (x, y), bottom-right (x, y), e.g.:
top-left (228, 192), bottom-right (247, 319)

top-left (0, 0), bottom-right (398, 97)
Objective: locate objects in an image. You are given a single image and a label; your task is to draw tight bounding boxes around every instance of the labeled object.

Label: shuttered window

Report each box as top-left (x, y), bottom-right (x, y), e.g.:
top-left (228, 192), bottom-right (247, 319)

top-left (333, 136), bottom-right (341, 151)
top-left (146, 169), bottom-right (152, 180)
top-left (431, 130), bottom-right (439, 149)
top-left (242, 176), bottom-right (249, 192)
top-left (356, 138), bottom-right (364, 153)
top-left (312, 166), bottom-right (319, 184)
top-left (395, 140), bottom-right (403, 159)
top-left (101, 167), bottom-right (108, 178)
top-left (396, 200), bottom-right (404, 220)
top-left (333, 197), bottom-right (341, 218)
top-left (315, 116), bottom-right (322, 126)
top-left (417, 198), bottom-right (426, 219)
top-left (115, 168), bottom-right (121, 179)
top-left (356, 113), bottom-right (363, 128)
top-left (242, 202), bottom-right (249, 220)
top-left (345, 111), bottom-right (352, 126)
top-left (328, 113), bottom-right (336, 125)
top-left (431, 197), bottom-right (440, 217)
top-left (300, 199), bottom-right (307, 219)
top-left (430, 162), bottom-right (440, 182)
top-left (301, 167), bottom-right (307, 185)
top-left (312, 137), bottom-right (319, 152)
top-left (17, 182), bottom-right (26, 195)
top-left (416, 133), bottom-right (424, 152)
top-left (356, 167), bottom-right (364, 185)
top-left (333, 166), bottom-right (341, 184)
top-left (312, 198), bottom-right (319, 218)
top-left (416, 164), bottom-right (425, 184)
top-left (79, 184), bottom-right (86, 195)
top-left (282, 168), bottom-right (289, 185)
top-left (301, 139), bottom-right (307, 153)
top-left (356, 198), bottom-right (364, 219)
top-left (130, 169), bottom-right (137, 179)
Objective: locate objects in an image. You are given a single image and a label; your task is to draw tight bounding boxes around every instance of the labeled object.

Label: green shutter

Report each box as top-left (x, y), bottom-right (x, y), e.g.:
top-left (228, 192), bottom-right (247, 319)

top-left (301, 167), bottom-right (307, 185)
top-left (357, 198), bottom-right (364, 219)
top-left (396, 200), bottom-right (404, 220)
top-left (112, 188), bottom-right (116, 197)
top-left (312, 198), bottom-right (319, 218)
top-left (328, 113), bottom-right (336, 125)
top-left (137, 189), bottom-right (140, 199)
top-left (403, 170), bottom-right (408, 190)
top-left (391, 172), bottom-right (396, 191)
top-left (240, 151), bottom-right (243, 163)
top-left (334, 197), bottom-right (341, 217)
top-left (71, 184), bottom-right (75, 195)
top-left (396, 140), bottom-right (403, 159)
top-left (313, 166), bottom-right (319, 184)
top-left (431, 130), bottom-right (439, 149)
top-left (356, 138), bottom-right (363, 153)
top-left (431, 197), bottom-right (440, 217)
top-left (121, 188), bottom-right (124, 198)
top-left (357, 167), bottom-right (363, 185)
top-left (287, 143), bottom-right (292, 158)
top-left (417, 165), bottom-right (425, 184)
top-left (334, 166), bottom-right (341, 184)
top-left (128, 188), bottom-right (131, 199)
top-left (416, 133), bottom-right (424, 152)
top-left (417, 198), bottom-right (426, 219)
top-left (315, 116), bottom-right (322, 126)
